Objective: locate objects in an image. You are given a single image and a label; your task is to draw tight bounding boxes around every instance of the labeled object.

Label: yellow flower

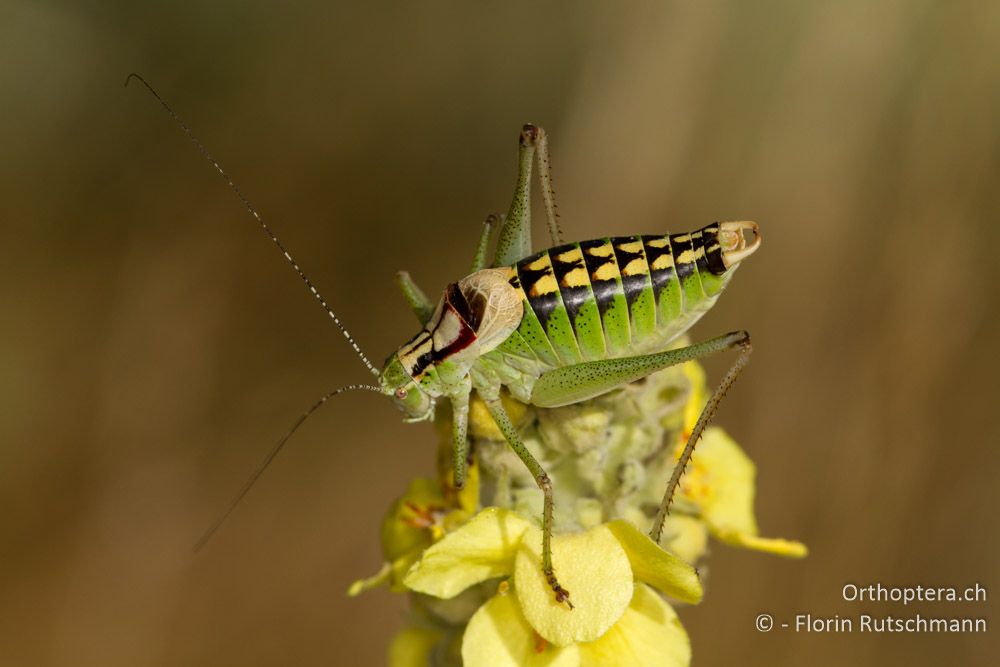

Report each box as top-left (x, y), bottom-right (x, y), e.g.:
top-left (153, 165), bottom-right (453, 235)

top-left (388, 625), bottom-right (446, 667)
top-left (362, 356), bottom-right (806, 665)
top-left (673, 362), bottom-right (807, 558)
top-left (678, 426), bottom-right (807, 557)
top-left (401, 508), bottom-right (700, 666)
top-left (348, 464), bottom-right (480, 596)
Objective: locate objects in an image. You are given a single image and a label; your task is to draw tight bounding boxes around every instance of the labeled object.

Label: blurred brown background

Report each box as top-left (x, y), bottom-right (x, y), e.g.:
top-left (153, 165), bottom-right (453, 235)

top-left (2, 1), bottom-right (997, 665)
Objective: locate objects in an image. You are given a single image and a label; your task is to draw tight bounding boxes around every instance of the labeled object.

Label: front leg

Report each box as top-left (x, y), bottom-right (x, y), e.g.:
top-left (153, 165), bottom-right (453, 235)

top-left (398, 211), bottom-right (501, 326)
top-left (469, 213), bottom-right (499, 273)
top-left (394, 270), bottom-right (433, 325)
top-left (448, 378), bottom-right (472, 490)
top-left (483, 394), bottom-right (573, 609)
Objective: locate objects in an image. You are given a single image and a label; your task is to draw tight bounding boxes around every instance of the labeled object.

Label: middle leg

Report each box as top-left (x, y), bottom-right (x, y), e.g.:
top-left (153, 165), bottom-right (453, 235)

top-left (483, 394), bottom-right (573, 608)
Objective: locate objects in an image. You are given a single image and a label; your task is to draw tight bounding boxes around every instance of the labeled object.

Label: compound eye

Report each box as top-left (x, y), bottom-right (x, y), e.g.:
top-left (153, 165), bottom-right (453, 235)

top-left (395, 388), bottom-right (408, 400)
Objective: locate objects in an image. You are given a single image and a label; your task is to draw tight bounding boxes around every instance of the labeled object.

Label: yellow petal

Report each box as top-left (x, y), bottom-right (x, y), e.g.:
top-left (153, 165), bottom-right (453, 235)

top-left (388, 550), bottom-right (426, 592)
top-left (681, 361), bottom-right (708, 434)
top-left (515, 525), bottom-right (633, 646)
top-left (347, 562), bottom-right (392, 597)
top-left (381, 477), bottom-right (444, 561)
top-left (577, 584), bottom-right (691, 667)
top-left (388, 625), bottom-right (443, 667)
top-left (715, 529), bottom-right (809, 558)
top-left (657, 515), bottom-right (709, 566)
top-left (457, 459), bottom-right (481, 513)
top-left (404, 508), bottom-right (533, 598)
top-left (349, 546), bottom-right (433, 595)
top-left (607, 520), bottom-right (702, 605)
top-left (463, 591), bottom-right (581, 667)
top-left (685, 428), bottom-right (808, 558)
top-left (691, 427), bottom-right (758, 536)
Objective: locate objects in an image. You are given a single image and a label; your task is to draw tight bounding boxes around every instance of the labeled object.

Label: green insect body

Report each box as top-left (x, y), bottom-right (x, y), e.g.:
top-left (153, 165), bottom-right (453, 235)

top-left (385, 227), bottom-right (756, 415)
top-left (130, 76), bottom-right (759, 608)
top-left (383, 125), bottom-right (760, 606)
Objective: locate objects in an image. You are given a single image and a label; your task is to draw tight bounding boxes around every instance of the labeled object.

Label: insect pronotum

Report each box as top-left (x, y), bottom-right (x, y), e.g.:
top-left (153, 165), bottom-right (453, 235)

top-left (128, 74), bottom-right (760, 607)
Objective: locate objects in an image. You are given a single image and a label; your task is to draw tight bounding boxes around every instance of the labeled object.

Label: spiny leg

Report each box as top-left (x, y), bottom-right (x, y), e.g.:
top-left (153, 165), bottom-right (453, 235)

top-left (394, 271), bottom-right (433, 325)
top-left (493, 125), bottom-right (538, 267)
top-left (448, 379), bottom-right (472, 490)
top-left (469, 213), bottom-right (499, 273)
top-left (650, 331), bottom-right (753, 543)
top-left (483, 395), bottom-right (572, 608)
top-left (531, 330), bottom-right (751, 408)
top-left (527, 331), bottom-right (753, 542)
top-left (534, 126), bottom-right (563, 246)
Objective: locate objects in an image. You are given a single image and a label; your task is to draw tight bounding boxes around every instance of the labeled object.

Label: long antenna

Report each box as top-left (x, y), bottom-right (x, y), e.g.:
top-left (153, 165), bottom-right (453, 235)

top-left (193, 383), bottom-right (384, 552)
top-left (125, 73), bottom-right (379, 377)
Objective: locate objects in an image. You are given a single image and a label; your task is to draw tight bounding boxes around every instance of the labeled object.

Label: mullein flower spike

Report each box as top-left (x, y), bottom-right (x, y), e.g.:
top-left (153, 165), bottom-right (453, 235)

top-left (351, 358), bottom-right (805, 666)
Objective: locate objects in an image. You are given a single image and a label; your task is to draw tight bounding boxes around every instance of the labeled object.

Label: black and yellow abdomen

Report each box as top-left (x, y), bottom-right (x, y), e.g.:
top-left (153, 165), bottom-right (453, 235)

top-left (499, 222), bottom-right (735, 370)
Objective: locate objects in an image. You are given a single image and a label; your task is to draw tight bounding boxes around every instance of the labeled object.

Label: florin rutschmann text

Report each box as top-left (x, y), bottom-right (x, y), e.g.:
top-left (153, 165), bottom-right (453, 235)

top-left (754, 583), bottom-right (988, 635)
